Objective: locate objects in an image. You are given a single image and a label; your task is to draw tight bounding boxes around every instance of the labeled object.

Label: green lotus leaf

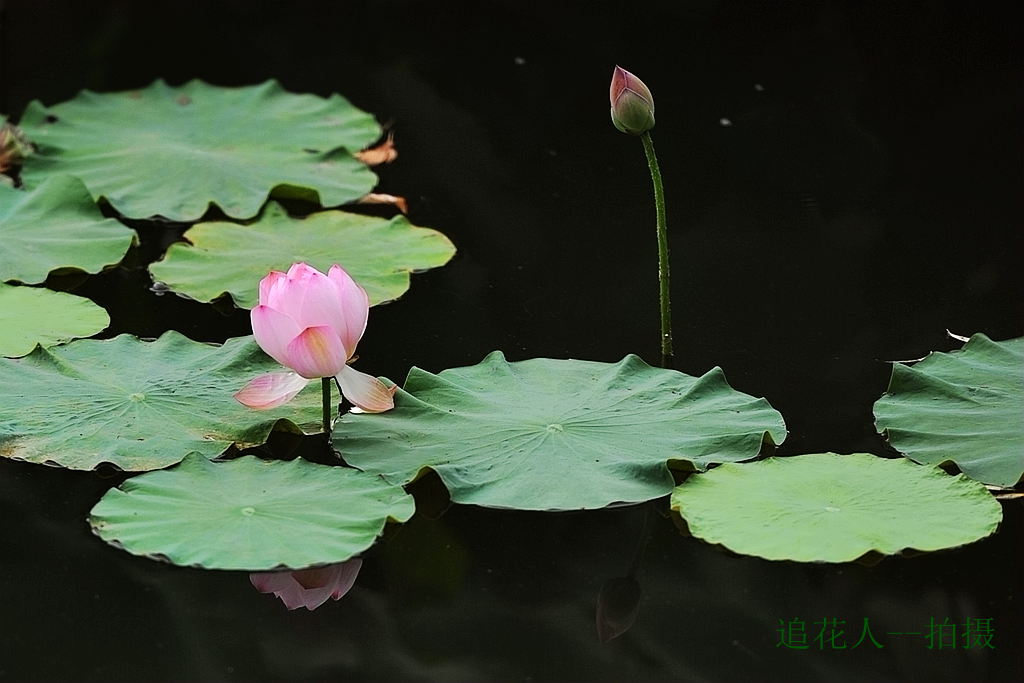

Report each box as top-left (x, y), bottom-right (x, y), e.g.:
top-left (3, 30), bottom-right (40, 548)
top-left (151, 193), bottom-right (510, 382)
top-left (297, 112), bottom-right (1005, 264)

top-left (19, 79), bottom-right (381, 220)
top-left (89, 453), bottom-right (415, 570)
top-left (670, 453), bottom-right (1002, 562)
top-left (336, 351), bottom-right (787, 511)
top-left (0, 283), bottom-right (109, 357)
top-left (874, 333), bottom-right (1024, 487)
top-left (0, 331), bottom-right (320, 471)
top-left (149, 201), bottom-right (456, 308)
top-left (0, 175), bottom-right (134, 283)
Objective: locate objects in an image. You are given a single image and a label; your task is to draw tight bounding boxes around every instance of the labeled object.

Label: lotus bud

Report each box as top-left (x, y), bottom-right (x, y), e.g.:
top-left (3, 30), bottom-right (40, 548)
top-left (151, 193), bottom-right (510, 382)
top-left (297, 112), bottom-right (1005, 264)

top-left (609, 66), bottom-right (655, 136)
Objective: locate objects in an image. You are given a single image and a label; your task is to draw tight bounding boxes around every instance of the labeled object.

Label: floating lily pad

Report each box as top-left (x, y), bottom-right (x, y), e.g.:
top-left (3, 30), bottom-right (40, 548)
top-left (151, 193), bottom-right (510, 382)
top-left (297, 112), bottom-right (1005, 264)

top-left (19, 79), bottom-right (381, 220)
top-left (874, 333), bottom-right (1024, 487)
top-left (0, 283), bottom-right (109, 357)
top-left (90, 453), bottom-right (414, 570)
top-left (149, 201), bottom-right (456, 308)
top-left (0, 331), bottom-right (320, 471)
top-left (336, 352), bottom-right (786, 510)
top-left (670, 453), bottom-right (1002, 562)
top-left (0, 175), bottom-right (134, 283)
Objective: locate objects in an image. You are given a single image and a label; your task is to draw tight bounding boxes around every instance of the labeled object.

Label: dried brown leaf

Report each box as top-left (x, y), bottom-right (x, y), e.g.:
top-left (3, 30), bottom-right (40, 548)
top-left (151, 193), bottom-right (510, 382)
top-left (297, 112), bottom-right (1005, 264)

top-left (357, 193), bottom-right (408, 214)
top-left (355, 132), bottom-right (397, 166)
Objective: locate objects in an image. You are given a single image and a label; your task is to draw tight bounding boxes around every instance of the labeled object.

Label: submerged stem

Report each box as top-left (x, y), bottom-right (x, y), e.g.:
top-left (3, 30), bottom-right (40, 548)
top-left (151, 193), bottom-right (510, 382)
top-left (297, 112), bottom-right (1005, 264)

top-left (626, 501), bottom-right (654, 579)
top-left (640, 131), bottom-right (674, 369)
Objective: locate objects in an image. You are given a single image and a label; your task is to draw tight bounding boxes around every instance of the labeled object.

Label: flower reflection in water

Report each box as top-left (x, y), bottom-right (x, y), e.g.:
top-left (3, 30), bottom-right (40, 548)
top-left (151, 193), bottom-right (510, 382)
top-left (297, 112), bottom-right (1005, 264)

top-left (250, 558), bottom-right (363, 611)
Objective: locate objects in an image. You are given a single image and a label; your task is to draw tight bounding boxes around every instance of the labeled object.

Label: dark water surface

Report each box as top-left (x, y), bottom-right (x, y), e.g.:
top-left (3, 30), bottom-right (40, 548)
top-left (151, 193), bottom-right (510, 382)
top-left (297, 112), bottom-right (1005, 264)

top-left (2, 1), bottom-right (1022, 681)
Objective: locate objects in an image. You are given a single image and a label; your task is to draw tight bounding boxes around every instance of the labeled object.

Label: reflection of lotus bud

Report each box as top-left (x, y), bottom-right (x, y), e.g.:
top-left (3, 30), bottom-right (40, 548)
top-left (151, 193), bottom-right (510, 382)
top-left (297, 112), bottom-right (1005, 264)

top-left (0, 121), bottom-right (32, 172)
top-left (609, 66), bottom-right (655, 136)
top-left (596, 575), bottom-right (642, 642)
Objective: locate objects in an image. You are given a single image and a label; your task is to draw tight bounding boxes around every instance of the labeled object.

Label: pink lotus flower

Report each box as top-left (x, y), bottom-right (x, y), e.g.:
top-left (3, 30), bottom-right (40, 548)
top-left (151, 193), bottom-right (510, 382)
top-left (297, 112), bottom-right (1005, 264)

top-left (250, 559), bottom-right (362, 611)
top-left (609, 66), bottom-right (655, 135)
top-left (234, 262), bottom-right (395, 413)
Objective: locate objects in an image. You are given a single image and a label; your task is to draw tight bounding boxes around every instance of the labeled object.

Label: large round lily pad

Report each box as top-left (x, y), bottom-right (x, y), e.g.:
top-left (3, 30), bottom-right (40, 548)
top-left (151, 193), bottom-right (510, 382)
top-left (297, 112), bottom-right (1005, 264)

top-left (336, 352), bottom-right (787, 510)
top-left (874, 333), bottom-right (1024, 487)
top-left (671, 453), bottom-right (1002, 562)
top-left (19, 79), bottom-right (381, 220)
top-left (0, 175), bottom-right (134, 283)
top-left (90, 453), bottom-right (415, 570)
top-left (0, 331), bottom-right (320, 471)
top-left (149, 201), bottom-right (456, 308)
top-left (0, 283), bottom-right (109, 357)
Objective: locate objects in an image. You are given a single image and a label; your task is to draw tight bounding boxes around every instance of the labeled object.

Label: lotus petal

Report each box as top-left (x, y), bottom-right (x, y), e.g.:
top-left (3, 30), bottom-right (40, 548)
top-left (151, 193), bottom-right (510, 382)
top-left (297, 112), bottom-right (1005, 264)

top-left (234, 371), bottom-right (310, 410)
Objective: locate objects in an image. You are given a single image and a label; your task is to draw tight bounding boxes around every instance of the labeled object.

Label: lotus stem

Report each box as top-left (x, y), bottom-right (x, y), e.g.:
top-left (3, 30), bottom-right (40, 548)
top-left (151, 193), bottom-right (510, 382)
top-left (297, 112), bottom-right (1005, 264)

top-left (640, 131), bottom-right (674, 368)
top-left (321, 377), bottom-right (332, 436)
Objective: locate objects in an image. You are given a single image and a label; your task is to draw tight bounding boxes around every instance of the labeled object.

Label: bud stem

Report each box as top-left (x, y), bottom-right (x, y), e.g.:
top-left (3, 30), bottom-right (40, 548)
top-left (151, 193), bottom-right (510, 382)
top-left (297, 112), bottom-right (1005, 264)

top-left (639, 131), bottom-right (674, 368)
